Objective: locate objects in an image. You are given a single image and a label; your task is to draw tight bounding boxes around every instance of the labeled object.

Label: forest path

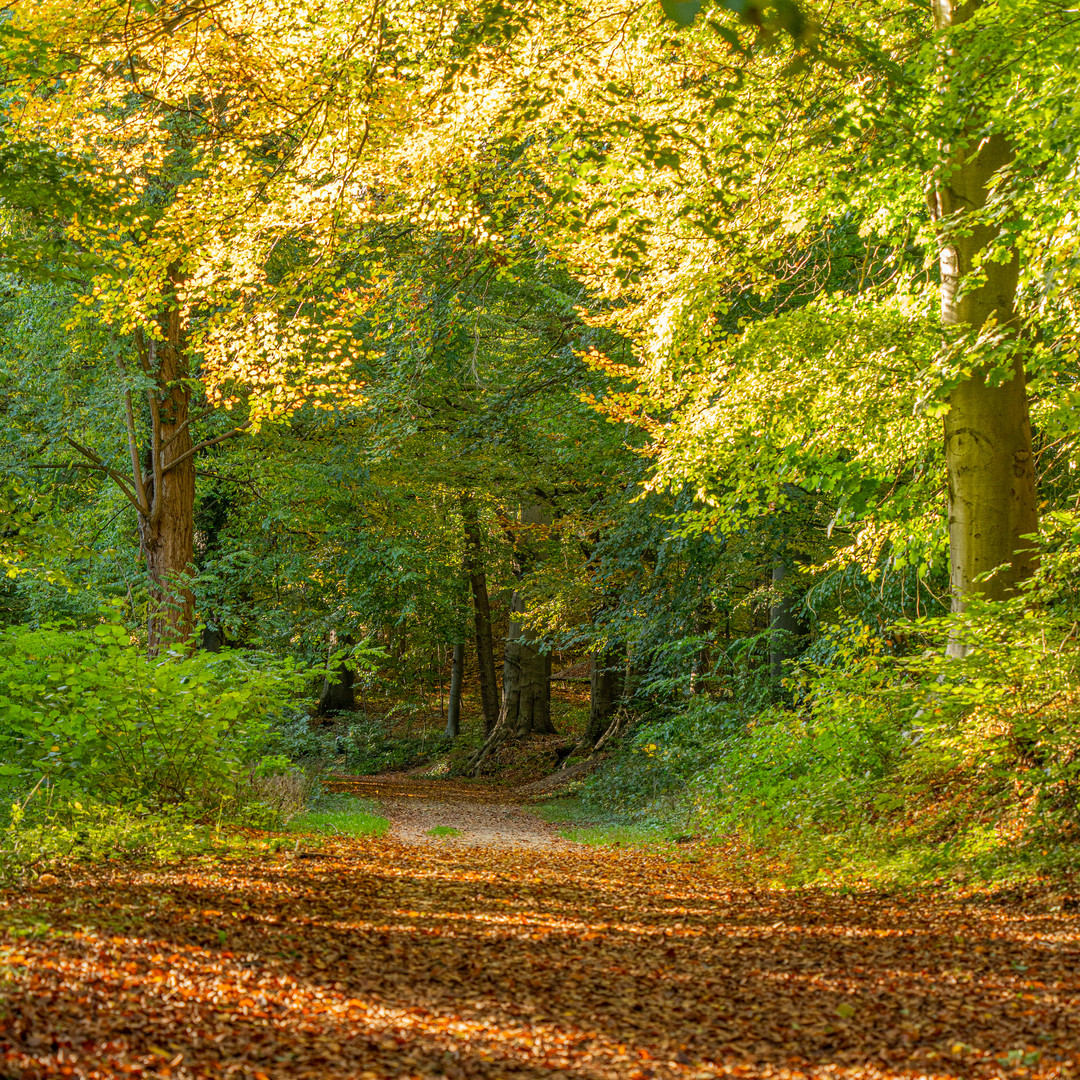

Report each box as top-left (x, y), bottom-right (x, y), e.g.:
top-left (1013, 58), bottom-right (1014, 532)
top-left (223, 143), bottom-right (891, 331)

top-left (327, 772), bottom-right (567, 848)
top-left (1, 779), bottom-right (1078, 1080)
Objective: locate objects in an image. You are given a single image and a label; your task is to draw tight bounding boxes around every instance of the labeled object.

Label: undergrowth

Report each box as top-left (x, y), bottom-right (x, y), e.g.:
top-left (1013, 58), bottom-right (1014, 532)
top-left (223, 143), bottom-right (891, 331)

top-left (345, 715), bottom-right (454, 774)
top-left (0, 792), bottom-right (256, 883)
top-left (288, 792), bottom-right (390, 838)
top-left (580, 571), bottom-right (1080, 888)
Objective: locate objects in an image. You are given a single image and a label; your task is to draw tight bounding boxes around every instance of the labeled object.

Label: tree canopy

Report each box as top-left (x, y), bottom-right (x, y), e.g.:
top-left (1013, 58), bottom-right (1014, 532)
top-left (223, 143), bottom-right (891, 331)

top-left (3, 0), bottom-right (1080, 887)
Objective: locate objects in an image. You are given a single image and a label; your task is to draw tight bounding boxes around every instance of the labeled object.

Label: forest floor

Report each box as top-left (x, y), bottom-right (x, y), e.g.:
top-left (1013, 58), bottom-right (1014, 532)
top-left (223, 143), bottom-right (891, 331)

top-left (1, 775), bottom-right (1079, 1080)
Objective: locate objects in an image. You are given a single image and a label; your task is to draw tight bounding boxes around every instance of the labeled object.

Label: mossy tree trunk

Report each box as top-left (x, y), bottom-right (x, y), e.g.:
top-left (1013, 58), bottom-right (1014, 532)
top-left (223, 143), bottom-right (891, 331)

top-left (931, 0), bottom-right (1038, 651)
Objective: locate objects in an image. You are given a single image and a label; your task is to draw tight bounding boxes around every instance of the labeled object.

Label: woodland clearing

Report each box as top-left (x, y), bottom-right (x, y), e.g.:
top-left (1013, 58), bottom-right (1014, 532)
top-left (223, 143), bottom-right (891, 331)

top-left (0, 776), bottom-right (1077, 1080)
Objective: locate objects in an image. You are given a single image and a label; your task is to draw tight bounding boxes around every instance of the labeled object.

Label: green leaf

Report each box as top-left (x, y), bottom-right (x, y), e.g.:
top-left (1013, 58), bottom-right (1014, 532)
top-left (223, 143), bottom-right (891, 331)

top-left (660, 0), bottom-right (702, 27)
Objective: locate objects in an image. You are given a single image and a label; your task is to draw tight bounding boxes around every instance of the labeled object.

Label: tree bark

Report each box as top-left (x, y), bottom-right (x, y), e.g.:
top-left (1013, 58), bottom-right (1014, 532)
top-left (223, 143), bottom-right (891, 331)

top-left (466, 502), bottom-right (555, 772)
top-left (503, 588), bottom-right (556, 735)
top-left (134, 271), bottom-right (196, 655)
top-left (501, 503), bottom-right (554, 736)
top-left (462, 494), bottom-right (499, 735)
top-left (769, 560), bottom-right (807, 701)
top-left (317, 632), bottom-right (355, 716)
top-left (446, 641), bottom-right (464, 739)
top-left (931, 0), bottom-right (1038, 642)
top-left (585, 647), bottom-right (623, 747)
top-left (318, 663), bottom-right (355, 715)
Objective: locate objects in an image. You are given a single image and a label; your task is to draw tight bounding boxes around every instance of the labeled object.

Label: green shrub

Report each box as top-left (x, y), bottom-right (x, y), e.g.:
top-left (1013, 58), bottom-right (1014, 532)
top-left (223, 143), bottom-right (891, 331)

top-left (345, 716), bottom-right (449, 774)
top-left (581, 695), bottom-right (744, 815)
top-left (0, 615), bottom-right (307, 808)
top-left (261, 709), bottom-right (339, 768)
top-left (0, 790), bottom-right (252, 884)
top-left (582, 533), bottom-right (1080, 883)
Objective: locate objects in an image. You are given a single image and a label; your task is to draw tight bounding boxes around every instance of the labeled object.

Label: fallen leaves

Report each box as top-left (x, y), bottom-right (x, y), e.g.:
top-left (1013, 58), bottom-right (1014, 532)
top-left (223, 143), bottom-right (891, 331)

top-left (0, 778), bottom-right (1077, 1078)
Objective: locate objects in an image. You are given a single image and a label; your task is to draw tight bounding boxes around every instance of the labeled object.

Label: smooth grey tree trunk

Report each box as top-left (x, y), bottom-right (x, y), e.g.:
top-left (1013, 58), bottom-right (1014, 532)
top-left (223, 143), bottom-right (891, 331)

top-left (931, 0), bottom-right (1038, 652)
top-left (503, 589), bottom-right (556, 736)
top-left (466, 502), bottom-right (556, 772)
top-left (462, 494), bottom-right (499, 735)
top-left (585, 648), bottom-right (623, 746)
top-left (446, 641), bottom-right (464, 739)
top-left (501, 504), bottom-right (555, 736)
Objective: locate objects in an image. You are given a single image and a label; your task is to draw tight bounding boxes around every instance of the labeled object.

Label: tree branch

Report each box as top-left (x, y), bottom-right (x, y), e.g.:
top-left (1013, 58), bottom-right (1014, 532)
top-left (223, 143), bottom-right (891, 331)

top-left (160, 405), bottom-right (228, 453)
top-left (123, 388), bottom-right (150, 511)
top-left (45, 446), bottom-right (147, 516)
top-left (162, 421), bottom-right (252, 475)
top-left (113, 349), bottom-right (150, 512)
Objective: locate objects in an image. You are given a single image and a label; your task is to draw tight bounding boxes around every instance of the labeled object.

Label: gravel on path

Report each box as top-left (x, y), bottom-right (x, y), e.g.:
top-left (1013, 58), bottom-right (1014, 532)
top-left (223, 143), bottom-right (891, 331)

top-left (326, 773), bottom-right (568, 848)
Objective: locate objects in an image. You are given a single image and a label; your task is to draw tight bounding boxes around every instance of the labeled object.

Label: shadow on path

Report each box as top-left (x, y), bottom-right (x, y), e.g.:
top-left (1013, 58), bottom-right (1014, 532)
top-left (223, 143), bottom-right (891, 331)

top-left (0, 778), bottom-right (1077, 1079)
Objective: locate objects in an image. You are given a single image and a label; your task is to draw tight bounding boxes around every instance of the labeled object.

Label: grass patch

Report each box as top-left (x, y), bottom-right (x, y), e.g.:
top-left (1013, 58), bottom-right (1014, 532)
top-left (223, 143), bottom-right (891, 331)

top-left (532, 796), bottom-right (694, 849)
top-left (560, 823), bottom-right (667, 846)
top-left (288, 809), bottom-right (389, 838)
top-left (288, 792), bottom-right (389, 839)
top-left (425, 826), bottom-right (463, 837)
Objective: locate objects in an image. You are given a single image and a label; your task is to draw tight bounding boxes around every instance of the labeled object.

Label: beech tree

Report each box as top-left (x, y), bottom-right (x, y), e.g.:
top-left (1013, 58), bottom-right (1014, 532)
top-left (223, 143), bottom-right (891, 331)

top-left (1, 0), bottom-right (433, 649)
top-left (464, 0), bottom-right (1074, 649)
top-left (930, 0), bottom-right (1037, 623)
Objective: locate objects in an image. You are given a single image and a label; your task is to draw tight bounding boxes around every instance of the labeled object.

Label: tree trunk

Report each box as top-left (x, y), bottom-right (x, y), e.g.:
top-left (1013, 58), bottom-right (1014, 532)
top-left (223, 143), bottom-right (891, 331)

top-left (769, 560), bottom-right (807, 701)
top-left (465, 502), bottom-right (555, 772)
top-left (134, 274), bottom-right (196, 655)
top-left (932, 0), bottom-right (1038, 643)
top-left (585, 647), bottom-right (623, 747)
top-left (446, 641), bottom-right (464, 739)
top-left (462, 494), bottom-right (499, 735)
top-left (318, 663), bottom-right (355, 715)
top-left (501, 503), bottom-right (554, 736)
top-left (317, 631), bottom-right (355, 715)
top-left (503, 588), bottom-right (555, 735)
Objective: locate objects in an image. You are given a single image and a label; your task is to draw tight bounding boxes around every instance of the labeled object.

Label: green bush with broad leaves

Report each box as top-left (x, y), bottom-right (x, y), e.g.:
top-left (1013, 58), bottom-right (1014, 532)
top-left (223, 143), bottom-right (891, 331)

top-left (0, 613), bottom-right (308, 808)
top-left (581, 695), bottom-right (746, 816)
top-left (583, 518), bottom-right (1080, 883)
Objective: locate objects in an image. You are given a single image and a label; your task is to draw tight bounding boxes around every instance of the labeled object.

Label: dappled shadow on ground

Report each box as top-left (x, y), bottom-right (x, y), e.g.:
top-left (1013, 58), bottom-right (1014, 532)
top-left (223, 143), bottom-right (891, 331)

top-left (0, 788), bottom-right (1078, 1079)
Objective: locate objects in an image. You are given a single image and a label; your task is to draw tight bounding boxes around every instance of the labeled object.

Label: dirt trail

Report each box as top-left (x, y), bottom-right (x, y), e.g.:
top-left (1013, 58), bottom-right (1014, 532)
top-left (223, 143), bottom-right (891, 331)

top-left (1, 777), bottom-right (1079, 1080)
top-left (329, 773), bottom-right (566, 848)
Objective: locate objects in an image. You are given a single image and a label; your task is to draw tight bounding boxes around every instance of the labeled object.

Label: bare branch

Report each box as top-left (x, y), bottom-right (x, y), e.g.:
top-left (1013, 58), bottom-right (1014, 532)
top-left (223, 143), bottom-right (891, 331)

top-left (162, 421), bottom-right (252, 476)
top-left (160, 405), bottom-right (232, 453)
top-left (42, 448), bottom-right (146, 516)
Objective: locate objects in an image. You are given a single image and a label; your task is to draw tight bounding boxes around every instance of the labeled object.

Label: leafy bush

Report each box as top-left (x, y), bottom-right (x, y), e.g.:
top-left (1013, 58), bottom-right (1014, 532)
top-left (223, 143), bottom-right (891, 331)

top-left (0, 788), bottom-right (251, 884)
top-left (581, 695), bottom-right (745, 815)
top-left (345, 716), bottom-right (450, 774)
top-left (584, 525), bottom-right (1080, 883)
top-left (261, 709), bottom-right (339, 768)
top-left (0, 615), bottom-right (307, 808)
top-left (696, 702), bottom-right (906, 842)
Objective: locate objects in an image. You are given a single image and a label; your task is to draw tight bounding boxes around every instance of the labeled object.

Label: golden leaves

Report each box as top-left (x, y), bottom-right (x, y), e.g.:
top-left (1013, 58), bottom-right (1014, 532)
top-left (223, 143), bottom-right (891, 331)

top-left (1, 777), bottom-right (1077, 1079)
